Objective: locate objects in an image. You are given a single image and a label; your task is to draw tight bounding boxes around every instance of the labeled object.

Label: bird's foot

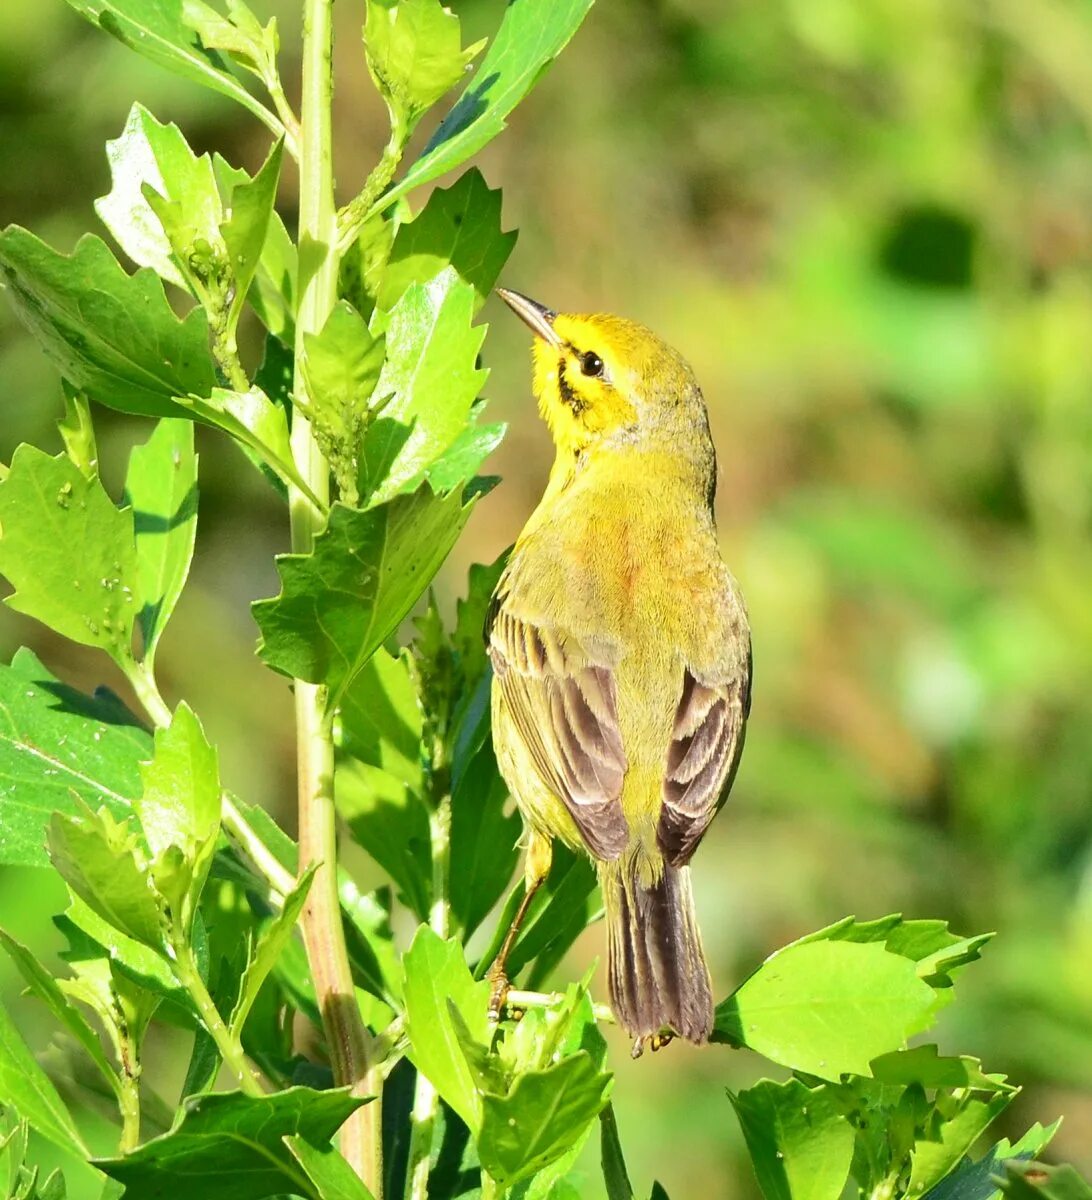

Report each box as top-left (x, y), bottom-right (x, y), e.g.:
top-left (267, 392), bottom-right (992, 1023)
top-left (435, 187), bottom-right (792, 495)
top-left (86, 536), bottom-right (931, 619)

top-left (630, 1030), bottom-right (676, 1059)
top-left (486, 964), bottom-right (510, 1024)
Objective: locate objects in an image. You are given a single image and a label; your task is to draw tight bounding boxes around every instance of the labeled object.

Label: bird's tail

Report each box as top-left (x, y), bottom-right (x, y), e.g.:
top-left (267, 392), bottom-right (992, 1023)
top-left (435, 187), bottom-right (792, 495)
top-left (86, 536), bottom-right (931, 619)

top-left (601, 858), bottom-right (714, 1044)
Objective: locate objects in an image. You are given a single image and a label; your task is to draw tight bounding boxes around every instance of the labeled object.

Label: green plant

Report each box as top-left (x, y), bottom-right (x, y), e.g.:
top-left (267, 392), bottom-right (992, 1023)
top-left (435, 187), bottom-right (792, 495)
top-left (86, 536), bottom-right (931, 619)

top-left (0, 2), bottom-right (1088, 1199)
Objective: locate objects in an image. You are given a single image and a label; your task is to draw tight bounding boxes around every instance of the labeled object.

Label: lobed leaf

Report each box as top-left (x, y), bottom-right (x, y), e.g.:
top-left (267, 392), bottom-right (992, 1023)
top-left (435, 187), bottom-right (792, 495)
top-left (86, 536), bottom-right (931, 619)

top-left (219, 137), bottom-right (285, 331)
top-left (730, 1079), bottom-right (855, 1200)
top-left (124, 419), bottom-right (198, 664)
top-left (377, 168), bottom-right (516, 313)
top-left (402, 928), bottom-right (490, 1131)
top-left (95, 1086), bottom-right (367, 1200)
top-left (253, 486), bottom-right (474, 707)
top-left (922, 1122), bottom-right (1061, 1200)
top-left (0, 447), bottom-right (141, 667)
top-left (363, 277), bottom-right (487, 504)
top-left (378, 0), bottom-right (595, 214)
top-left (0, 649), bottom-right (150, 868)
top-left (713, 939), bottom-right (938, 1080)
top-left (0, 229), bottom-right (216, 418)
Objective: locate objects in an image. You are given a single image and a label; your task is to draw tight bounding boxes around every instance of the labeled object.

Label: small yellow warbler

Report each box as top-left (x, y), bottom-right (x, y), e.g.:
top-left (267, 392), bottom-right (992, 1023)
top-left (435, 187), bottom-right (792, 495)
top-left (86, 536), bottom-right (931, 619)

top-left (487, 289), bottom-right (752, 1050)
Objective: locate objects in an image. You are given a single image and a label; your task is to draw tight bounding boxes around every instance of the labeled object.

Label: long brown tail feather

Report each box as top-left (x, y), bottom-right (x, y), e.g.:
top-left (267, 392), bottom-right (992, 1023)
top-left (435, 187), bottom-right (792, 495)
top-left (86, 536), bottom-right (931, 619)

top-left (603, 861), bottom-right (713, 1044)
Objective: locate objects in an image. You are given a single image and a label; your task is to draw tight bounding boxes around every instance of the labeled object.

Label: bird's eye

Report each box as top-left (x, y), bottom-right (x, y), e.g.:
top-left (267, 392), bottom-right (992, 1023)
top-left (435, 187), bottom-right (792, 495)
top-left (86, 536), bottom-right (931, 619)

top-left (580, 350), bottom-right (604, 377)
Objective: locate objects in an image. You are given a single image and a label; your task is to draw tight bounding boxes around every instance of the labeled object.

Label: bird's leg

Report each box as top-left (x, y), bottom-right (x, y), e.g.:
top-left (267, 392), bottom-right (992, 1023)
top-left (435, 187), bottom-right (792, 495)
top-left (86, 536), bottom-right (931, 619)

top-left (487, 832), bottom-right (553, 1021)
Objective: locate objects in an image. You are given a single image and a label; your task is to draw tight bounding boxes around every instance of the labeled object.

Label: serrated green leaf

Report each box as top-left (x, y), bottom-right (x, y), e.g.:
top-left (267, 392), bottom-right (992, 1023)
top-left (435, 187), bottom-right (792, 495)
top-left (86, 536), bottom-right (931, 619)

top-left (58, 386), bottom-right (99, 480)
top-left (378, 0), bottom-right (594, 214)
top-left (0, 1003), bottom-right (87, 1160)
top-left (184, 0), bottom-right (279, 88)
top-left (0, 928), bottom-right (118, 1092)
top-left (870, 1046), bottom-right (1012, 1092)
top-left (362, 278), bottom-right (486, 503)
top-left (338, 647), bottom-right (423, 783)
top-left (220, 138), bottom-right (284, 331)
top-left (402, 928), bottom-right (490, 1131)
top-left (0, 447), bottom-right (141, 666)
top-left (95, 103), bottom-right (222, 289)
top-left (124, 419), bottom-right (198, 663)
top-left (479, 1052), bottom-right (613, 1189)
top-left (0, 229), bottom-right (216, 418)
top-left (135, 702), bottom-right (221, 932)
top-left (213, 155), bottom-right (297, 341)
top-left (1001, 1163), bottom-right (1092, 1200)
top-left (730, 1079), bottom-right (854, 1200)
top-left (229, 865), bottom-right (315, 1038)
top-left (922, 1122), bottom-right (1061, 1200)
top-left (0, 650), bottom-right (151, 870)
top-left (713, 940), bottom-right (938, 1079)
top-left (283, 1136), bottom-right (377, 1200)
top-left (378, 169), bottom-right (516, 312)
top-left (364, 0), bottom-right (484, 138)
top-left (909, 1090), bottom-right (1017, 1194)
top-left (63, 0), bottom-right (282, 137)
top-left (95, 1086), bottom-right (367, 1199)
top-left (48, 802), bottom-right (165, 949)
top-left (420, 417), bottom-right (504, 496)
top-left (253, 486), bottom-right (474, 706)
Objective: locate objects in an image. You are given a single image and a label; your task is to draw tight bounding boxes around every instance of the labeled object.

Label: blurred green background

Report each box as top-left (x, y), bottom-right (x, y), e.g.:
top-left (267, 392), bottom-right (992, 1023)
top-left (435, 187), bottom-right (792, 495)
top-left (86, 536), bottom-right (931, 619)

top-left (2, 0), bottom-right (1092, 1195)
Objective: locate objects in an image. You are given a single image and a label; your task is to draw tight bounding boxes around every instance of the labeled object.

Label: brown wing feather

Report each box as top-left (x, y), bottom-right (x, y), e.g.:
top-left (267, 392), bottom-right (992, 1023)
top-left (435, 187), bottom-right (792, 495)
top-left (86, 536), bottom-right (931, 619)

top-left (658, 647), bottom-right (751, 866)
top-left (488, 605), bottom-right (629, 860)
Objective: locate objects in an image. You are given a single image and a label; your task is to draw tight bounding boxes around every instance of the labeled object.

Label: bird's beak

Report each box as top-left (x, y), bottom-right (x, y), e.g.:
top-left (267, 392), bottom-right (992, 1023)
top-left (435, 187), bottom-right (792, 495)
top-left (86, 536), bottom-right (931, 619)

top-left (496, 288), bottom-right (564, 348)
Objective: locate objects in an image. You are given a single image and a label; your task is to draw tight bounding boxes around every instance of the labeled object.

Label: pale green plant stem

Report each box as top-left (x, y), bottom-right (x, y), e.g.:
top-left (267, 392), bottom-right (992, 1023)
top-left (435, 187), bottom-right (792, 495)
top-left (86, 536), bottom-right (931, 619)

top-left (403, 799), bottom-right (451, 1200)
top-left (294, 0), bottom-right (381, 1190)
top-left (481, 1172), bottom-right (505, 1200)
top-left (114, 1067), bottom-right (141, 1153)
top-left (506, 990), bottom-right (616, 1024)
top-left (171, 936), bottom-right (265, 1096)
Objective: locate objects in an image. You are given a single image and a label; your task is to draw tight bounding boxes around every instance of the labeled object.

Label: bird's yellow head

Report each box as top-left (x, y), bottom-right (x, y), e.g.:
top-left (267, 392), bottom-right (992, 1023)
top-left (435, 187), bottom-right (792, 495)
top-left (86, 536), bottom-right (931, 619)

top-left (497, 288), bottom-right (711, 465)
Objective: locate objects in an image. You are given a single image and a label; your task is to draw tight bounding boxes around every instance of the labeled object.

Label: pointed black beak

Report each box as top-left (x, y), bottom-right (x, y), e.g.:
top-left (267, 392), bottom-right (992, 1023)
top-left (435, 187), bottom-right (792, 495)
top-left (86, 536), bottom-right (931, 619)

top-left (496, 287), bottom-right (564, 348)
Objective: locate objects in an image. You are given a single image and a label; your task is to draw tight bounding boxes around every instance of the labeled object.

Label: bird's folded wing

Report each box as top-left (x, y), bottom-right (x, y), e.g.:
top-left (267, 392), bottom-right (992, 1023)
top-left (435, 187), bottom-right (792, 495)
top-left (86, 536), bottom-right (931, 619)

top-left (658, 662), bottom-right (751, 866)
top-left (488, 604), bottom-right (629, 860)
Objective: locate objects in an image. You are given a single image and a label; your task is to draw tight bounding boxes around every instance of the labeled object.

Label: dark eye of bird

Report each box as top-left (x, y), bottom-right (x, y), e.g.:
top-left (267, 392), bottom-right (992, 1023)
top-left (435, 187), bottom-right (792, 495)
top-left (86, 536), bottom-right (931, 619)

top-left (580, 350), bottom-right (604, 377)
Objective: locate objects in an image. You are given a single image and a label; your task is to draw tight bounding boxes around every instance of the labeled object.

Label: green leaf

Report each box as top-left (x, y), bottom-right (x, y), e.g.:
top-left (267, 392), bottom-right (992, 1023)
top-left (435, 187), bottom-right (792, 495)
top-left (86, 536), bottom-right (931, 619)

top-left (909, 1090), bottom-right (1017, 1195)
top-left (503, 847), bottom-right (598, 981)
top-left (95, 1087), bottom-right (367, 1199)
top-left (62, 0), bottom-right (282, 137)
top-left (124, 419), bottom-right (198, 663)
top-left (870, 1046), bottom-right (1012, 1092)
top-left (254, 486), bottom-right (474, 707)
top-left (213, 155), bottom-right (297, 341)
top-left (419, 415), bottom-right (504, 496)
top-left (402, 928), bottom-right (490, 1131)
top-left (337, 758), bottom-right (431, 919)
top-left (0, 648), bottom-right (150, 867)
top-left (363, 0), bottom-right (485, 138)
top-left (283, 1136), bottom-right (377, 1200)
top-left (362, 278), bottom-right (486, 503)
top-left (96, 103), bottom-right (222, 289)
top-left (479, 1052), bottom-right (613, 1189)
top-left (48, 802), bottom-right (164, 949)
top-left (0, 447), bottom-right (141, 666)
top-left (0, 929), bottom-right (117, 1091)
top-left (229, 866), bottom-right (315, 1038)
top-left (730, 1079), bottom-right (854, 1200)
top-left (923, 1123), bottom-right (1061, 1200)
top-left (599, 1105), bottom-right (635, 1200)
top-left (338, 647), bottom-right (424, 783)
top-left (379, 0), bottom-right (595, 214)
top-left (449, 744), bottom-right (518, 939)
top-left (171, 386), bottom-right (319, 504)
top-left (378, 169), bottom-right (516, 312)
top-left (300, 301), bottom-right (386, 502)
top-left (0, 228), bottom-right (216, 418)
top-left (712, 940), bottom-right (938, 1079)
top-left (0, 1002), bottom-right (87, 1159)
top-left (220, 137), bottom-right (285, 332)
top-left (1001, 1164), bottom-right (1092, 1200)
top-left (135, 702), bottom-right (221, 930)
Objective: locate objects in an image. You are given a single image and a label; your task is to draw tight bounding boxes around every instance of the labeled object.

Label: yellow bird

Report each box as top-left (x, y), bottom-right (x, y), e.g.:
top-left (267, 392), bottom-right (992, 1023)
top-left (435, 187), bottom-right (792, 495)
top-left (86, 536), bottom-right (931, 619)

top-left (487, 289), bottom-right (752, 1050)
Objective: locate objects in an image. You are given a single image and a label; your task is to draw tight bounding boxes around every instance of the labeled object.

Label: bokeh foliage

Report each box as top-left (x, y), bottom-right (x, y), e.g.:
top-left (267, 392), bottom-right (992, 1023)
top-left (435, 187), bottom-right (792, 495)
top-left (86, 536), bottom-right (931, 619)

top-left (0, 0), bottom-right (1091, 1197)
